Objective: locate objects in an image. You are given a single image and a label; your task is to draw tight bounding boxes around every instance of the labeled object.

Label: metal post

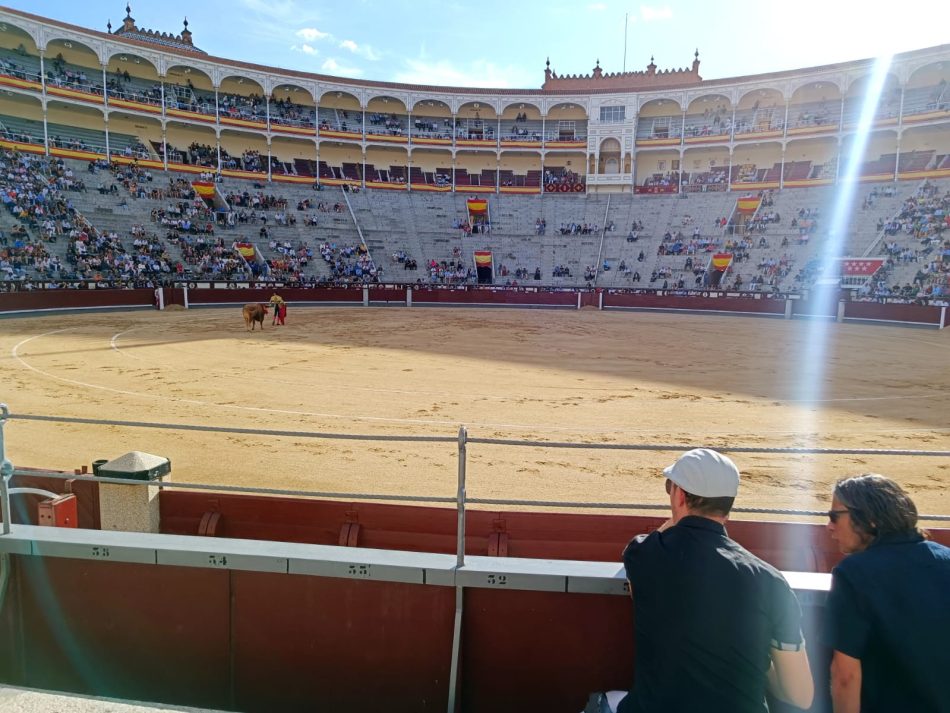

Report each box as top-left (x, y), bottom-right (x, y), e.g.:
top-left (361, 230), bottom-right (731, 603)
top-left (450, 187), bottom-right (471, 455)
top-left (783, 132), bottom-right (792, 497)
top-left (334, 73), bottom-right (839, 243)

top-left (0, 405), bottom-right (13, 535)
top-left (455, 426), bottom-right (467, 567)
top-left (447, 425), bottom-right (468, 713)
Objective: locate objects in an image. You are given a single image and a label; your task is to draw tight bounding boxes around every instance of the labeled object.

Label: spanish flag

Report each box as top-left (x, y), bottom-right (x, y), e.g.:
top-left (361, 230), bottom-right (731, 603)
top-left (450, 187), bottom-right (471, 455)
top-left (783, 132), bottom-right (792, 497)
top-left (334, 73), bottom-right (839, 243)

top-left (193, 181), bottom-right (216, 199)
top-left (474, 250), bottom-right (493, 284)
top-left (467, 198), bottom-right (488, 214)
top-left (711, 253), bottom-right (733, 270)
top-left (736, 196), bottom-right (760, 213)
top-left (235, 242), bottom-right (256, 259)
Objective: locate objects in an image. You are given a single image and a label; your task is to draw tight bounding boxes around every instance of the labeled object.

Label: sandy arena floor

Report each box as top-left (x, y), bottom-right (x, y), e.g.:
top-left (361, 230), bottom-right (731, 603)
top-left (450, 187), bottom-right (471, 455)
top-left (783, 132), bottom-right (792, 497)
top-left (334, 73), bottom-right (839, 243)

top-left (1, 307), bottom-right (948, 518)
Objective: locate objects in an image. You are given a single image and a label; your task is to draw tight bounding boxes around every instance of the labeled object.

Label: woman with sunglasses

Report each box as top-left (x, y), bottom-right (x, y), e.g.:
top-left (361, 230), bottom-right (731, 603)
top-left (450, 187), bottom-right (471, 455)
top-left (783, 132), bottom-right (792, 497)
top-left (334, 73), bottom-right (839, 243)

top-left (823, 474), bottom-right (950, 713)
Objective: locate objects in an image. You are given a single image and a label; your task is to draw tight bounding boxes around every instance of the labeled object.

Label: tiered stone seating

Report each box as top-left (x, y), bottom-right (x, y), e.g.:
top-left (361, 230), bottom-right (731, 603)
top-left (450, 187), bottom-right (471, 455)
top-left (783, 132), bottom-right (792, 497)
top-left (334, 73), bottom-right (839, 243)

top-left (898, 150), bottom-right (935, 173)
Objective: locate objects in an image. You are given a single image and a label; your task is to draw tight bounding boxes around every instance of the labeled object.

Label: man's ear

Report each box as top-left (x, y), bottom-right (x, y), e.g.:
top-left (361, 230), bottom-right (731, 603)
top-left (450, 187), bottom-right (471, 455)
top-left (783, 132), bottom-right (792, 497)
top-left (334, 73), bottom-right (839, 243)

top-left (672, 484), bottom-right (687, 508)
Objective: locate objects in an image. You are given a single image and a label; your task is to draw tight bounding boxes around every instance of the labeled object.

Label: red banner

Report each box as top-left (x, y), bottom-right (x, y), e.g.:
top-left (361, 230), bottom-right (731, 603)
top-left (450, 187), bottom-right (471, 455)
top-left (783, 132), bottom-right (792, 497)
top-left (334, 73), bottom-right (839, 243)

top-left (839, 258), bottom-right (885, 277)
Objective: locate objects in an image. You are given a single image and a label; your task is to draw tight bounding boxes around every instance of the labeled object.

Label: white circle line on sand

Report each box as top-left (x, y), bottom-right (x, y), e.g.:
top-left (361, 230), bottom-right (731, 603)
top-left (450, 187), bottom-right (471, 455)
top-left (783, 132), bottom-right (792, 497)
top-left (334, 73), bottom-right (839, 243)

top-left (11, 329), bottom-right (642, 434)
top-left (110, 326), bottom-right (145, 359)
top-left (11, 328), bottom-right (950, 438)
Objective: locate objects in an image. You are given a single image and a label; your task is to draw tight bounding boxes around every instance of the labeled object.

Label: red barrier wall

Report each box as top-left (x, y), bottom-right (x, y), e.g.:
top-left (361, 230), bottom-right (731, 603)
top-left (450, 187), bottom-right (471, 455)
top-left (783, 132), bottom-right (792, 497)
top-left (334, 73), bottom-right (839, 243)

top-left (0, 542), bottom-right (835, 713)
top-left (369, 286), bottom-right (408, 303)
top-left (0, 289), bottom-right (155, 313)
top-left (411, 287), bottom-right (577, 307)
top-left (159, 492), bottom-right (866, 573)
top-left (604, 291), bottom-right (787, 315)
top-left (843, 300), bottom-right (944, 326)
top-left (0, 286), bottom-right (944, 329)
top-left (183, 286), bottom-right (364, 305)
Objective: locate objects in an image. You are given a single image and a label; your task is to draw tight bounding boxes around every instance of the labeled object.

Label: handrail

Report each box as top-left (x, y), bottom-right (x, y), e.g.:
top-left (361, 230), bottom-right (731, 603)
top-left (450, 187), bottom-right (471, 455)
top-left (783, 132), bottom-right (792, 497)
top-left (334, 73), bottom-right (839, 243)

top-left (592, 194), bottom-right (610, 286)
top-left (5, 410), bottom-right (950, 522)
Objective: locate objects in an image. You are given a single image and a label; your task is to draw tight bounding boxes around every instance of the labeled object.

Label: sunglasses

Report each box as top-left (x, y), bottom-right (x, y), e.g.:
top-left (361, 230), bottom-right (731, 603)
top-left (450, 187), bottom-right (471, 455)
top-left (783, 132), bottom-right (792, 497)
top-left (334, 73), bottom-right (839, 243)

top-left (826, 509), bottom-right (850, 524)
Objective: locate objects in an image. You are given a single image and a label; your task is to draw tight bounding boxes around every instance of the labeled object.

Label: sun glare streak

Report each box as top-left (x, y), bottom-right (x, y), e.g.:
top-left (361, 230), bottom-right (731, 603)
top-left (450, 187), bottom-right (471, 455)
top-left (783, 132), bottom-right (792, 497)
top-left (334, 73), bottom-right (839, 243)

top-left (795, 53), bottom-right (893, 476)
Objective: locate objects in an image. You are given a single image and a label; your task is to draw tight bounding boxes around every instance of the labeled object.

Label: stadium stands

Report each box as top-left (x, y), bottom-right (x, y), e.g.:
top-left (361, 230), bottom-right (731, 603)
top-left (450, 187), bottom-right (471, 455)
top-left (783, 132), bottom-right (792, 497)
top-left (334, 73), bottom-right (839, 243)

top-left (0, 7), bottom-right (945, 303)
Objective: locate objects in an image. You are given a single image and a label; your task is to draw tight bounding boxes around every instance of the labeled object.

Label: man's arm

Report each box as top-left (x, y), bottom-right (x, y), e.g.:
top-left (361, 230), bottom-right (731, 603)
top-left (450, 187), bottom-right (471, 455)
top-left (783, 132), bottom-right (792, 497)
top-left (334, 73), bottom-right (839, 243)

top-left (829, 650), bottom-right (861, 713)
top-left (767, 646), bottom-right (814, 710)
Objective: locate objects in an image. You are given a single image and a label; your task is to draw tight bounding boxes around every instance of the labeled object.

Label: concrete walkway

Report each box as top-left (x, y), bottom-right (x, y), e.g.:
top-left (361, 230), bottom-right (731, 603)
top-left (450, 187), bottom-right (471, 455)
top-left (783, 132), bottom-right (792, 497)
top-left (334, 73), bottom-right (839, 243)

top-left (0, 687), bottom-right (229, 713)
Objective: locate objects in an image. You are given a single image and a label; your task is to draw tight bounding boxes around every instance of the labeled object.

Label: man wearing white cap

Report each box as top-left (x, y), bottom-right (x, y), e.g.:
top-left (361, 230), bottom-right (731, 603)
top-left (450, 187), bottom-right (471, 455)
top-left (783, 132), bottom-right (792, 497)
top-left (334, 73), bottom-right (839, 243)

top-left (598, 449), bottom-right (814, 713)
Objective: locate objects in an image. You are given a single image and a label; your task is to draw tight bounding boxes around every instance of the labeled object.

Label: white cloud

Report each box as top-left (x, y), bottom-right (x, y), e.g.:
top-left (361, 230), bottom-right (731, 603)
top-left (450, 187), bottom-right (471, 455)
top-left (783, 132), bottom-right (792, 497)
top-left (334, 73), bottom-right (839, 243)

top-left (588, 2), bottom-right (607, 10)
top-left (321, 58), bottom-right (363, 77)
top-left (297, 27), bottom-right (331, 42)
top-left (640, 5), bottom-right (673, 21)
top-left (234, 0), bottom-right (327, 43)
top-left (340, 39), bottom-right (381, 61)
top-left (393, 58), bottom-right (533, 89)
top-left (299, 44), bottom-right (317, 55)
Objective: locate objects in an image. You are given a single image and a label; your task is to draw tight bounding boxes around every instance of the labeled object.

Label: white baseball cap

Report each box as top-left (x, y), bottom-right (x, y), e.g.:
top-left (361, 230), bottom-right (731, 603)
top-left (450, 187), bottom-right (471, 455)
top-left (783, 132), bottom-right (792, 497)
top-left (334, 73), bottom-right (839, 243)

top-left (663, 448), bottom-right (740, 498)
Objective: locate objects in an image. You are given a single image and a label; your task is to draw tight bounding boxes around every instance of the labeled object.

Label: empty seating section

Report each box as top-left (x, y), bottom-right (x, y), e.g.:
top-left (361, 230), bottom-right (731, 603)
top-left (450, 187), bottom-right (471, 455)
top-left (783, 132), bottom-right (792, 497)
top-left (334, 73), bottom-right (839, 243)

top-left (734, 105), bottom-right (783, 135)
top-left (545, 119), bottom-right (587, 142)
top-left (294, 159), bottom-right (316, 177)
top-left (788, 100), bottom-right (840, 129)
top-left (501, 119), bottom-right (542, 142)
top-left (901, 83), bottom-right (949, 116)
top-left (317, 108), bottom-right (360, 133)
top-left (898, 150), bottom-right (935, 172)
top-left (636, 115), bottom-right (680, 140)
top-left (0, 47), bottom-right (42, 81)
top-left (164, 84), bottom-right (215, 116)
top-left (0, 114), bottom-right (44, 145)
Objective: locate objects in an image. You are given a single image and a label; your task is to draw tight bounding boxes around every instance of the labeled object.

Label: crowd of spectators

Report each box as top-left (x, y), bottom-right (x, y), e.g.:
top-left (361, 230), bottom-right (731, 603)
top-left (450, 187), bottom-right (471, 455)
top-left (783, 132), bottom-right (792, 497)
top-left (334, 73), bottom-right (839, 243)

top-left (860, 181), bottom-right (949, 303)
top-left (319, 241), bottom-right (380, 283)
top-left (46, 53), bottom-right (98, 93)
top-left (172, 235), bottom-right (247, 279)
top-left (367, 113), bottom-right (404, 135)
top-left (544, 168), bottom-right (583, 189)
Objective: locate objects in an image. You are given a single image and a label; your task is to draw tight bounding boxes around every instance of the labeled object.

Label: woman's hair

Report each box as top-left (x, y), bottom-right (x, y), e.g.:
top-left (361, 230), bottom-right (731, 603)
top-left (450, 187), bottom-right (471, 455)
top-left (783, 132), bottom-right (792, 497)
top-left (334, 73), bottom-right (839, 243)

top-left (833, 474), bottom-right (926, 542)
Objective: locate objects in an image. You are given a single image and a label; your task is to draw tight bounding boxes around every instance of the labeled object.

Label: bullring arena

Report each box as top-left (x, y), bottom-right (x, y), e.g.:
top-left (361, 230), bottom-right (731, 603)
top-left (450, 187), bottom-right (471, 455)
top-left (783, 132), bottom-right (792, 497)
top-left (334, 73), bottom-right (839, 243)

top-left (3, 305), bottom-right (948, 516)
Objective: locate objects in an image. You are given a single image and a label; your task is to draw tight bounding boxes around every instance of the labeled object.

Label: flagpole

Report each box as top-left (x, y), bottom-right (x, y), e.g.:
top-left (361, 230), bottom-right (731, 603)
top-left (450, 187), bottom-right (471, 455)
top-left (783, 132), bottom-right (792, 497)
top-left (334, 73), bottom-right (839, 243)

top-left (623, 12), bottom-right (628, 72)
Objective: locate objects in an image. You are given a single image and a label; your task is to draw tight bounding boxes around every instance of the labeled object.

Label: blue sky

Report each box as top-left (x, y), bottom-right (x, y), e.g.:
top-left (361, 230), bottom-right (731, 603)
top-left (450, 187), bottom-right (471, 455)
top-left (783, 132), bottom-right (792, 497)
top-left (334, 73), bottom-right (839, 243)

top-left (7, 1), bottom-right (950, 88)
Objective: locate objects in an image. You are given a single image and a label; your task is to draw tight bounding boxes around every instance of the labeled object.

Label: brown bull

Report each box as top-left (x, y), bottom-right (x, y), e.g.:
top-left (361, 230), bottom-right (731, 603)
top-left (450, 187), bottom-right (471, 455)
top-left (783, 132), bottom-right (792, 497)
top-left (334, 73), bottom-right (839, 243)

top-left (242, 303), bottom-right (269, 331)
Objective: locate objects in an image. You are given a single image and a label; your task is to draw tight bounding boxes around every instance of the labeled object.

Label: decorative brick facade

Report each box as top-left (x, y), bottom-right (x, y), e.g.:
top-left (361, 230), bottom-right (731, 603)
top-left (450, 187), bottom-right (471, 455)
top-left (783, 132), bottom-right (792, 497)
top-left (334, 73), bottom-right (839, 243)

top-left (542, 53), bottom-right (702, 92)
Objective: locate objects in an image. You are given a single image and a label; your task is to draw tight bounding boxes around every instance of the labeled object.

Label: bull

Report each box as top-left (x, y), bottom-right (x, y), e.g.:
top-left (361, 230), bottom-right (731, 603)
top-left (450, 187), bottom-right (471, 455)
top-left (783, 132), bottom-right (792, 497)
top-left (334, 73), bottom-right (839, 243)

top-left (242, 303), bottom-right (269, 331)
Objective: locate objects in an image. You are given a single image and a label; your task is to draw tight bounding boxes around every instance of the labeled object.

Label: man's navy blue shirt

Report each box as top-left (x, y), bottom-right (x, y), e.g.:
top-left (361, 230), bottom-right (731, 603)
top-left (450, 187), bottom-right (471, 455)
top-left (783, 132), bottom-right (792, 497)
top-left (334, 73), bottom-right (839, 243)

top-left (619, 516), bottom-right (804, 713)
top-left (823, 533), bottom-right (950, 713)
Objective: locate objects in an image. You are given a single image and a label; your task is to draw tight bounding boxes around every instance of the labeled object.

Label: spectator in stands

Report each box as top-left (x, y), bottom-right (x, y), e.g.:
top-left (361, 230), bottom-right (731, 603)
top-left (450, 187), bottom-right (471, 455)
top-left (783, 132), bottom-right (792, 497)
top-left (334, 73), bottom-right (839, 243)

top-left (822, 474), bottom-right (950, 713)
top-left (594, 449), bottom-right (814, 713)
